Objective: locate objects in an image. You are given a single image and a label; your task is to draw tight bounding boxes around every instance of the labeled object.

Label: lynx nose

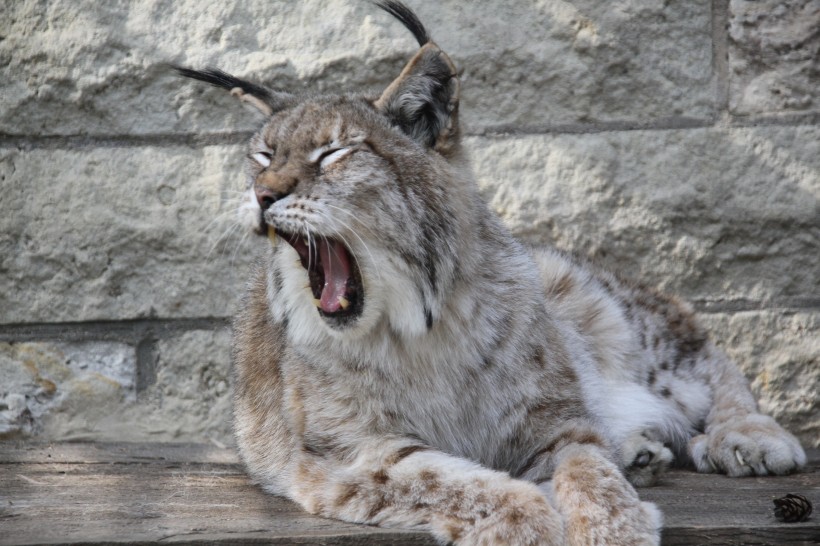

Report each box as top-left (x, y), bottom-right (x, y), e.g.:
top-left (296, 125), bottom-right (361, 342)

top-left (254, 171), bottom-right (298, 211)
top-left (254, 185), bottom-right (283, 212)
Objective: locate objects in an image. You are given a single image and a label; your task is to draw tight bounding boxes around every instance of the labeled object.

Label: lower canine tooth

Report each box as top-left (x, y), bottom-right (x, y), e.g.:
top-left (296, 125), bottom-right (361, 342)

top-left (338, 296), bottom-right (350, 310)
top-left (267, 226), bottom-right (277, 244)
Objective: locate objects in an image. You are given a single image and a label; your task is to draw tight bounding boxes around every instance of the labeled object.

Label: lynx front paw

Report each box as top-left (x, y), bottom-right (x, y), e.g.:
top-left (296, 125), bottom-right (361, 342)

top-left (435, 482), bottom-right (565, 546)
top-left (689, 414), bottom-right (806, 477)
top-left (552, 446), bottom-right (662, 545)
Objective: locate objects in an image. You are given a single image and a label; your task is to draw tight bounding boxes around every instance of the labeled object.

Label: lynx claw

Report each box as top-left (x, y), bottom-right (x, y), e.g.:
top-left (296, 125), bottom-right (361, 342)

top-left (734, 449), bottom-right (746, 467)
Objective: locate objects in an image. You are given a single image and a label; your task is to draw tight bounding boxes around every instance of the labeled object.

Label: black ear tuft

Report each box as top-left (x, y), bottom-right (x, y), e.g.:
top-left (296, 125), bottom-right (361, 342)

top-left (174, 66), bottom-right (273, 101)
top-left (373, 1), bottom-right (430, 47)
top-left (174, 65), bottom-right (295, 116)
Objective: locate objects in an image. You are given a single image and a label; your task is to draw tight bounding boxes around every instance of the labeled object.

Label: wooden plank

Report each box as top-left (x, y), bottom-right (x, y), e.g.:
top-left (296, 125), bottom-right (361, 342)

top-left (0, 443), bottom-right (817, 545)
top-left (640, 455), bottom-right (820, 545)
top-left (0, 449), bottom-right (434, 546)
top-left (0, 441), bottom-right (240, 465)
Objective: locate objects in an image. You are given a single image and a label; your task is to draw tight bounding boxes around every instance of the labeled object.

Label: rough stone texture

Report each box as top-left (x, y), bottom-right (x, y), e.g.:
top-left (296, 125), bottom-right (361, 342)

top-left (0, 1), bottom-right (817, 450)
top-left (143, 329), bottom-right (234, 443)
top-left (728, 0), bottom-right (820, 115)
top-left (699, 310), bottom-right (819, 448)
top-left (0, 145), bottom-right (254, 323)
top-left (469, 125), bottom-right (820, 305)
top-left (0, 341), bottom-right (136, 439)
top-left (0, 330), bottom-right (233, 444)
top-left (0, 0), bottom-right (714, 136)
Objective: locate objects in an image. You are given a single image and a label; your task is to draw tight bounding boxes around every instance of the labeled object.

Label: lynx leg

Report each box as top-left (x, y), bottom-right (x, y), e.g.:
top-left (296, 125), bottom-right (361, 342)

top-left (289, 439), bottom-right (565, 546)
top-left (551, 443), bottom-right (662, 546)
top-left (514, 421), bottom-right (661, 545)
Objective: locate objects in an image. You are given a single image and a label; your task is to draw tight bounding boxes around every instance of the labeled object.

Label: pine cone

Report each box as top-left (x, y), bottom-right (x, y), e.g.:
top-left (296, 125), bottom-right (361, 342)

top-left (773, 493), bottom-right (813, 523)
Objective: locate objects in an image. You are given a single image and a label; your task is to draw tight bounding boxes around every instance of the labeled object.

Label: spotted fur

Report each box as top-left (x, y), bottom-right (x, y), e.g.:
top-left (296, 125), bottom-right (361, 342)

top-left (181, 2), bottom-right (806, 544)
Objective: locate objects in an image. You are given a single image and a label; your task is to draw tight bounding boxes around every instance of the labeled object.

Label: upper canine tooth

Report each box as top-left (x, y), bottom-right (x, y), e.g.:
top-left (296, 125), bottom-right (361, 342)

top-left (338, 296), bottom-right (350, 310)
top-left (267, 226), bottom-right (277, 244)
top-left (312, 298), bottom-right (322, 308)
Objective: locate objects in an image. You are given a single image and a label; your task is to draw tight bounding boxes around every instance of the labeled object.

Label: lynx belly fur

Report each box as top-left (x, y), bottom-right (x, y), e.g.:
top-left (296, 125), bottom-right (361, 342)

top-left (179, 2), bottom-right (806, 544)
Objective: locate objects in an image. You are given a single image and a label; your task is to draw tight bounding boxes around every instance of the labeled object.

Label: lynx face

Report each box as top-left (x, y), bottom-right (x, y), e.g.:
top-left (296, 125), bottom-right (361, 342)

top-left (237, 92), bottom-right (461, 336)
top-left (241, 100), bottom-right (378, 329)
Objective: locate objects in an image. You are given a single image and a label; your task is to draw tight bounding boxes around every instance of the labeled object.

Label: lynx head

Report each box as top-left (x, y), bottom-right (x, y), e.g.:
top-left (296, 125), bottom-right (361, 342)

top-left (178, 1), bottom-right (472, 340)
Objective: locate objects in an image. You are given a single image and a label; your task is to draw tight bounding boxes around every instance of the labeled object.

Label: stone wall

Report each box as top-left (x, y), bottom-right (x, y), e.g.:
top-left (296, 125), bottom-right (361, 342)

top-left (1, 0), bottom-right (817, 448)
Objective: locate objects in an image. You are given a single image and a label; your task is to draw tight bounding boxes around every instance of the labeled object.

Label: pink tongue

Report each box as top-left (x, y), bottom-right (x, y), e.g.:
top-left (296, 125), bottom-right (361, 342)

top-left (318, 239), bottom-right (351, 313)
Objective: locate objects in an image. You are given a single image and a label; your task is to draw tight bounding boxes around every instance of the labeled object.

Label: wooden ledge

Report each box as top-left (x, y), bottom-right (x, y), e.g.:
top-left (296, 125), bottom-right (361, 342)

top-left (1, 442), bottom-right (817, 545)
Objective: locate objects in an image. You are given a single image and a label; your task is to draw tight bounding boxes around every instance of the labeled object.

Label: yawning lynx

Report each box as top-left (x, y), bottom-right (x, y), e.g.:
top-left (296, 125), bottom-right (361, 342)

top-left (178, 2), bottom-right (806, 544)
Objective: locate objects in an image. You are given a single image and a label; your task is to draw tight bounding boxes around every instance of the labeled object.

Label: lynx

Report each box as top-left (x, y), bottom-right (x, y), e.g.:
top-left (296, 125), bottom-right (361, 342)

top-left (178, 2), bottom-right (806, 544)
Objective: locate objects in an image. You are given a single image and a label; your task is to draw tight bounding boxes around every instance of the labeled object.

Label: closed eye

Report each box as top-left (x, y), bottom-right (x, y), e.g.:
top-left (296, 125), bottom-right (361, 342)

top-left (250, 151), bottom-right (272, 168)
top-left (317, 148), bottom-right (350, 170)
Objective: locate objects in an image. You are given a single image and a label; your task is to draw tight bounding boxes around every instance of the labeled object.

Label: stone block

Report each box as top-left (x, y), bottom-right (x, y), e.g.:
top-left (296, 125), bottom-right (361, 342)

top-left (0, 330), bottom-right (234, 444)
top-left (0, 0), bottom-right (714, 136)
top-left (728, 0), bottom-right (819, 115)
top-left (468, 124), bottom-right (819, 304)
top-left (141, 328), bottom-right (234, 443)
top-left (0, 341), bottom-right (136, 439)
top-left (0, 144), bottom-right (255, 323)
top-left (698, 310), bottom-right (819, 448)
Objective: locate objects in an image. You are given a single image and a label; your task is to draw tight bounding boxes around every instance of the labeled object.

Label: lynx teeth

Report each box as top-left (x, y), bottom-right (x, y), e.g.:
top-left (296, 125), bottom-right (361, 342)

top-left (313, 298), bottom-right (322, 308)
top-left (267, 226), bottom-right (277, 245)
top-left (338, 296), bottom-right (350, 310)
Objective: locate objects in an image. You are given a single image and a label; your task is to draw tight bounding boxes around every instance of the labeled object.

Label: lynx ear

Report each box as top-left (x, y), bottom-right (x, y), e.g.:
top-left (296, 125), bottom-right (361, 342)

top-left (174, 66), bottom-right (296, 116)
top-left (375, 45), bottom-right (460, 154)
top-left (373, 1), bottom-right (459, 155)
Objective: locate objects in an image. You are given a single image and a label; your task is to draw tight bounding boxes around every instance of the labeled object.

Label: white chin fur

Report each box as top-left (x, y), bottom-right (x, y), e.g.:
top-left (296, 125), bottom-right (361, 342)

top-left (269, 243), bottom-right (429, 344)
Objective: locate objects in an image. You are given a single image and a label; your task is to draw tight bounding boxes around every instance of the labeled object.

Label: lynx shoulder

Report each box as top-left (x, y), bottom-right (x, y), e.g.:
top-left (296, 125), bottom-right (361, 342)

top-left (179, 2), bottom-right (806, 544)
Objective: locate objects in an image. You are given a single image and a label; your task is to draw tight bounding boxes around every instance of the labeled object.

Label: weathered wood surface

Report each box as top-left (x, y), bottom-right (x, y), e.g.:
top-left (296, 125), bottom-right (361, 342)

top-left (1, 443), bottom-right (817, 545)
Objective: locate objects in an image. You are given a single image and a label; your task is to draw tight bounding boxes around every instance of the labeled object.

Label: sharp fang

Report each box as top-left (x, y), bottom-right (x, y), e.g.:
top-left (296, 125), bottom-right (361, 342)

top-left (267, 226), bottom-right (277, 244)
top-left (313, 298), bottom-right (322, 308)
top-left (735, 449), bottom-right (746, 466)
top-left (338, 296), bottom-right (350, 310)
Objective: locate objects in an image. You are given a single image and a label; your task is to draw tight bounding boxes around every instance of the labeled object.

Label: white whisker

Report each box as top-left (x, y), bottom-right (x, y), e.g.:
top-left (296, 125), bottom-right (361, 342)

top-left (319, 214), bottom-right (381, 285)
top-left (318, 204), bottom-right (382, 283)
top-left (207, 217), bottom-right (243, 259)
top-left (230, 227), bottom-right (252, 265)
top-left (303, 219), bottom-right (318, 275)
top-left (322, 203), bottom-right (378, 236)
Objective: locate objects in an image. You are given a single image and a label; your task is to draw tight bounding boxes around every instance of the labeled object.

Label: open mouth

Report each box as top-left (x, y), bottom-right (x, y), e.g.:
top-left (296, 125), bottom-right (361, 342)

top-left (275, 229), bottom-right (363, 323)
